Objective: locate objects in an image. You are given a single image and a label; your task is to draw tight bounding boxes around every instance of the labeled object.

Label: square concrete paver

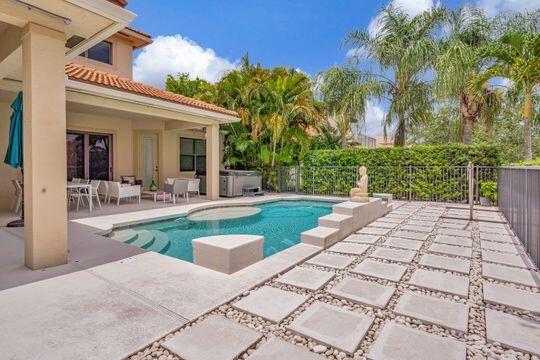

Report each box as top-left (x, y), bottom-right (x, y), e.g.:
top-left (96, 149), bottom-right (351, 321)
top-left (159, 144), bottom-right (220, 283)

top-left (482, 263), bottom-right (540, 288)
top-left (393, 231), bottom-right (430, 241)
top-left (394, 292), bottom-right (469, 333)
top-left (481, 241), bottom-right (518, 254)
top-left (439, 222), bottom-right (472, 230)
top-left (434, 235), bottom-right (472, 248)
top-left (352, 259), bottom-right (407, 282)
top-left (358, 227), bottom-right (392, 236)
top-left (409, 269), bottom-right (469, 297)
top-left (370, 247), bottom-right (416, 263)
top-left (438, 228), bottom-right (472, 238)
top-left (329, 277), bottom-right (396, 309)
top-left (328, 242), bottom-right (370, 256)
top-left (378, 217), bottom-right (403, 223)
top-left (162, 315), bottom-right (261, 360)
top-left (306, 253), bottom-right (355, 270)
top-left (233, 286), bottom-right (309, 323)
top-left (408, 220), bottom-right (437, 227)
top-left (370, 221), bottom-right (399, 229)
top-left (485, 309), bottom-right (540, 355)
top-left (368, 322), bottom-right (466, 360)
top-left (481, 250), bottom-right (529, 268)
top-left (483, 281), bottom-right (540, 314)
top-left (276, 267), bottom-right (335, 291)
top-left (247, 338), bottom-right (324, 359)
top-left (343, 234), bottom-right (380, 244)
top-left (479, 224), bottom-right (508, 234)
top-left (384, 237), bottom-right (423, 251)
top-left (419, 254), bottom-right (470, 274)
top-left (480, 233), bottom-right (514, 244)
top-left (401, 225), bottom-right (432, 233)
top-left (428, 243), bottom-right (472, 258)
top-left (288, 302), bottom-right (374, 354)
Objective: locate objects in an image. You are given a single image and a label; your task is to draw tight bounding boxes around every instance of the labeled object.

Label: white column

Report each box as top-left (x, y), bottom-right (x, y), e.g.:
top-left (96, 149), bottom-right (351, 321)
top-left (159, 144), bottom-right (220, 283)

top-left (205, 124), bottom-right (220, 200)
top-left (22, 23), bottom-right (67, 269)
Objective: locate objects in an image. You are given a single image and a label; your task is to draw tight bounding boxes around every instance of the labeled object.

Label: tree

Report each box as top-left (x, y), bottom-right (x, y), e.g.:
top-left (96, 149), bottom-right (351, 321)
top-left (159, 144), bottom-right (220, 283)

top-left (165, 73), bottom-right (212, 98)
top-left (317, 67), bottom-right (380, 148)
top-left (470, 30), bottom-right (540, 159)
top-left (435, 7), bottom-right (500, 145)
top-left (346, 5), bottom-right (445, 146)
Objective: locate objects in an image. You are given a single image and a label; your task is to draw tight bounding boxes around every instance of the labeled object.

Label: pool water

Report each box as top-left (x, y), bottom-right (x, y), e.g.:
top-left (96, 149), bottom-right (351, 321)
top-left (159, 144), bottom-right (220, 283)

top-left (129, 200), bottom-right (334, 262)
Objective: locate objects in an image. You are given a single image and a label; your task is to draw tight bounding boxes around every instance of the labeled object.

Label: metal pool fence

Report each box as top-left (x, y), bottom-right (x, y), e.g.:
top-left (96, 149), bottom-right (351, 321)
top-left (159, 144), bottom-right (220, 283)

top-left (266, 165), bottom-right (497, 203)
top-left (498, 166), bottom-right (540, 268)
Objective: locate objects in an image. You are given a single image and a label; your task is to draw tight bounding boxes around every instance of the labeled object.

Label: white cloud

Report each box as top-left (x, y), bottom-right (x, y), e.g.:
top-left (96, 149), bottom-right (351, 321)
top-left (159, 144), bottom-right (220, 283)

top-left (361, 100), bottom-right (386, 136)
top-left (368, 0), bottom-right (434, 35)
top-left (475, 0), bottom-right (540, 17)
top-left (133, 35), bottom-right (237, 88)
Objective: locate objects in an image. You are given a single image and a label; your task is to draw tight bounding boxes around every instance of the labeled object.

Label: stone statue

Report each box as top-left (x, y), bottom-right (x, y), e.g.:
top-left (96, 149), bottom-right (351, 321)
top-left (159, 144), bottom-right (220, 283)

top-left (350, 166), bottom-right (369, 202)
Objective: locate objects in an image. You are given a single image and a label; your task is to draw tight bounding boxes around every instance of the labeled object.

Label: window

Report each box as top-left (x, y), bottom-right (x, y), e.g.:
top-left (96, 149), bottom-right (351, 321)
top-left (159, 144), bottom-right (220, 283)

top-left (67, 131), bottom-right (113, 180)
top-left (180, 138), bottom-right (206, 173)
top-left (80, 41), bottom-right (112, 64)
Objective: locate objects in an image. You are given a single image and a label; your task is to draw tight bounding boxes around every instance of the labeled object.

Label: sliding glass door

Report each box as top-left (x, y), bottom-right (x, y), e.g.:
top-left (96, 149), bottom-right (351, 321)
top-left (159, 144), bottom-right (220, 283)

top-left (67, 131), bottom-right (112, 180)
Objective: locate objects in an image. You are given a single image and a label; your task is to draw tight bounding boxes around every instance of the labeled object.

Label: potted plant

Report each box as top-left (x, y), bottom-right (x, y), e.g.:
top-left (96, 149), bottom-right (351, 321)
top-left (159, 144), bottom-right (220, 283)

top-left (480, 181), bottom-right (497, 206)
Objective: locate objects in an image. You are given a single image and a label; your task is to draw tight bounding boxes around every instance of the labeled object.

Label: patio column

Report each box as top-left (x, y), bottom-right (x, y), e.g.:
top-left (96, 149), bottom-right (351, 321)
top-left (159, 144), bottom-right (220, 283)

top-left (22, 23), bottom-right (67, 270)
top-left (206, 124), bottom-right (220, 200)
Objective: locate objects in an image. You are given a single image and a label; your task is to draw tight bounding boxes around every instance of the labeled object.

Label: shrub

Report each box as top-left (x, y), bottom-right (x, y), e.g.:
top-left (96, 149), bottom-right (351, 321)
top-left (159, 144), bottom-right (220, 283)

top-left (480, 181), bottom-right (498, 203)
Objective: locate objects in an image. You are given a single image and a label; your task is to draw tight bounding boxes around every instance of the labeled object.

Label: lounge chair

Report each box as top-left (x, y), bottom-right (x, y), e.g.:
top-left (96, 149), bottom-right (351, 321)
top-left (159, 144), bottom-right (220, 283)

top-left (164, 179), bottom-right (189, 204)
top-left (108, 181), bottom-right (141, 206)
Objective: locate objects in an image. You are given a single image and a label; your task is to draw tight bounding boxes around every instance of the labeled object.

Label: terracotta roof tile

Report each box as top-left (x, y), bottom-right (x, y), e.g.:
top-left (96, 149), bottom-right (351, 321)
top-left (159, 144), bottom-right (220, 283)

top-left (65, 62), bottom-right (237, 118)
top-left (125, 26), bottom-right (152, 39)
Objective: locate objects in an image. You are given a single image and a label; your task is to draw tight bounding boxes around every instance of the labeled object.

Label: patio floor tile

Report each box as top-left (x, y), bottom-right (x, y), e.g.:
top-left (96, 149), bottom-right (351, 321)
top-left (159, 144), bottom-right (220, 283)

top-left (419, 254), bottom-right (470, 274)
top-left (428, 243), bottom-right (472, 258)
top-left (393, 231), bottom-right (430, 241)
top-left (480, 233), bottom-right (514, 243)
top-left (438, 228), bottom-right (472, 238)
top-left (370, 247), bottom-right (417, 263)
top-left (393, 292), bottom-right (469, 333)
top-left (433, 234), bottom-right (472, 248)
top-left (367, 322), bottom-right (466, 360)
top-left (408, 269), bottom-right (469, 297)
top-left (483, 281), bottom-right (540, 314)
top-left (485, 309), bottom-right (540, 355)
top-left (329, 277), bottom-right (396, 308)
top-left (162, 315), bottom-right (261, 360)
top-left (306, 253), bottom-right (355, 269)
top-left (351, 259), bottom-right (407, 282)
top-left (407, 220), bottom-right (437, 227)
top-left (384, 237), bottom-right (423, 251)
top-left (233, 286), bottom-right (309, 323)
top-left (357, 227), bottom-right (392, 236)
top-left (328, 242), bottom-right (370, 256)
top-left (481, 250), bottom-right (529, 268)
top-left (481, 241), bottom-right (518, 254)
top-left (276, 267), bottom-right (335, 291)
top-left (482, 263), bottom-right (540, 288)
top-left (247, 338), bottom-right (324, 360)
top-left (439, 222), bottom-right (472, 230)
top-left (370, 221), bottom-right (399, 229)
top-left (378, 217), bottom-right (404, 223)
top-left (287, 302), bottom-right (374, 354)
top-left (400, 225), bottom-right (433, 233)
top-left (343, 234), bottom-right (380, 244)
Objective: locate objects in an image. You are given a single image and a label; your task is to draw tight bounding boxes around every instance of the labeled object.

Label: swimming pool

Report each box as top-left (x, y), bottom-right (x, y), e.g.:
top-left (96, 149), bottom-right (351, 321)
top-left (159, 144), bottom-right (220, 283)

top-left (108, 200), bottom-right (335, 262)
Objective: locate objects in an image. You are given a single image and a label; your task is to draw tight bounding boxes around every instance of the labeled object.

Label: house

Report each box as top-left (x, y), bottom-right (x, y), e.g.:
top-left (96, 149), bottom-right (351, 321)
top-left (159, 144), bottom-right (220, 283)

top-left (0, 0), bottom-right (239, 270)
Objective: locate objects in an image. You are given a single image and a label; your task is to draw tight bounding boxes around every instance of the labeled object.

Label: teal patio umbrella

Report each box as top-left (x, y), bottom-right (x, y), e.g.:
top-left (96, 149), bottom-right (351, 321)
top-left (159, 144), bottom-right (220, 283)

top-left (4, 92), bottom-right (24, 227)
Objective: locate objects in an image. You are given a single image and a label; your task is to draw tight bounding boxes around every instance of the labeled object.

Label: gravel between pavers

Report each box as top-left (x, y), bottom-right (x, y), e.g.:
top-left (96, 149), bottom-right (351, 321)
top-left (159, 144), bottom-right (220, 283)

top-left (126, 202), bottom-right (540, 360)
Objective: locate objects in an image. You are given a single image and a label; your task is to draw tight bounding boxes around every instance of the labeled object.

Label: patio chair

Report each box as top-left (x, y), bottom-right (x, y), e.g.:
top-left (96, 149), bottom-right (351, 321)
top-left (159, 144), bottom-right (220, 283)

top-left (108, 181), bottom-right (141, 206)
top-left (98, 181), bottom-right (109, 203)
top-left (68, 184), bottom-right (91, 212)
top-left (88, 179), bottom-right (102, 209)
top-left (164, 179), bottom-right (189, 204)
top-left (10, 179), bottom-right (22, 214)
top-left (187, 178), bottom-right (201, 197)
top-left (121, 175), bottom-right (143, 187)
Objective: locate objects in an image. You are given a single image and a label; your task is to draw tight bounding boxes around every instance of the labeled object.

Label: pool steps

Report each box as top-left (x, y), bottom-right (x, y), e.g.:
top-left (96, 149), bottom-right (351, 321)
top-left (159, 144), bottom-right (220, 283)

top-left (110, 229), bottom-right (137, 242)
top-left (109, 228), bottom-right (171, 254)
top-left (128, 230), bottom-right (155, 248)
top-left (146, 230), bottom-right (170, 253)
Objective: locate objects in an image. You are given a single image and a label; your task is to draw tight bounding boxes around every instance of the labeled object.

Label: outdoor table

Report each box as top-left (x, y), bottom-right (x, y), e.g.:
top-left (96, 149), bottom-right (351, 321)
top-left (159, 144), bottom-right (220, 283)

top-left (141, 189), bottom-right (171, 203)
top-left (67, 182), bottom-right (93, 211)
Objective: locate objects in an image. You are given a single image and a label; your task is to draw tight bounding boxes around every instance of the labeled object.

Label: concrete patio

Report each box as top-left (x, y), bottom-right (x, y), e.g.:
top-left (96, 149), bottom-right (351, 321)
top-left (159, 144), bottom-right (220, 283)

top-left (0, 200), bottom-right (539, 360)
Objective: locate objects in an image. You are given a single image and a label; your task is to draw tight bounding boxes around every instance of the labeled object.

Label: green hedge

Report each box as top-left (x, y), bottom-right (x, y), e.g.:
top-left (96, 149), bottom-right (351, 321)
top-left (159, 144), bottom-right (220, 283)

top-left (302, 144), bottom-right (500, 167)
top-left (288, 145), bottom-right (500, 202)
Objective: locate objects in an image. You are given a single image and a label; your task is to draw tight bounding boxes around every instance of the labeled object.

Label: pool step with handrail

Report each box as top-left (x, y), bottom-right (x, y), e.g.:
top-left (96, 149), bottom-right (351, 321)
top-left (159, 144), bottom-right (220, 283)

top-left (146, 230), bottom-right (170, 253)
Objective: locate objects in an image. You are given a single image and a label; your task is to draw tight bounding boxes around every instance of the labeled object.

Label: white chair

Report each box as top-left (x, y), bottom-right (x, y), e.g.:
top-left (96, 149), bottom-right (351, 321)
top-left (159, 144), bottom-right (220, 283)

top-left (98, 181), bottom-right (109, 203)
top-left (108, 182), bottom-right (141, 206)
top-left (188, 178), bottom-right (201, 197)
top-left (164, 179), bottom-right (189, 204)
top-left (10, 179), bottom-right (22, 214)
top-left (68, 185), bottom-right (91, 212)
top-left (89, 179), bottom-right (102, 209)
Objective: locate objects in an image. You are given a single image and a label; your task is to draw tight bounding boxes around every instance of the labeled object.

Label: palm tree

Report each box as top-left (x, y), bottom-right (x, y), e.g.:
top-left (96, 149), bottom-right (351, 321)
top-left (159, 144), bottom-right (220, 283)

top-left (435, 8), bottom-right (499, 145)
top-left (470, 31), bottom-right (540, 159)
top-left (346, 5), bottom-right (445, 146)
top-left (317, 66), bottom-right (380, 148)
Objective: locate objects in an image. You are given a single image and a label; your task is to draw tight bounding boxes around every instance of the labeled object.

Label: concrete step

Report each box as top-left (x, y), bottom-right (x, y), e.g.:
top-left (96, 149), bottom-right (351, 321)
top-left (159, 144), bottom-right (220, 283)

top-left (301, 226), bottom-right (341, 248)
top-left (318, 213), bottom-right (354, 230)
top-left (110, 228), bottom-right (137, 242)
top-left (129, 230), bottom-right (155, 248)
top-left (146, 230), bottom-right (171, 253)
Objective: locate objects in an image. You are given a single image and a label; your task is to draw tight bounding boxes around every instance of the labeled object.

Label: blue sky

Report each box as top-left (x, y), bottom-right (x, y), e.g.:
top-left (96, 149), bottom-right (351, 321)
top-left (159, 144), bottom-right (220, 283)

top-left (127, 0), bottom-right (539, 135)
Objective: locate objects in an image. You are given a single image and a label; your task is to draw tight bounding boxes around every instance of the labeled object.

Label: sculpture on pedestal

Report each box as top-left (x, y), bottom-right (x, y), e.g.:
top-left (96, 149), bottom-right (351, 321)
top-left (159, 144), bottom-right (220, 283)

top-left (350, 166), bottom-right (369, 202)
